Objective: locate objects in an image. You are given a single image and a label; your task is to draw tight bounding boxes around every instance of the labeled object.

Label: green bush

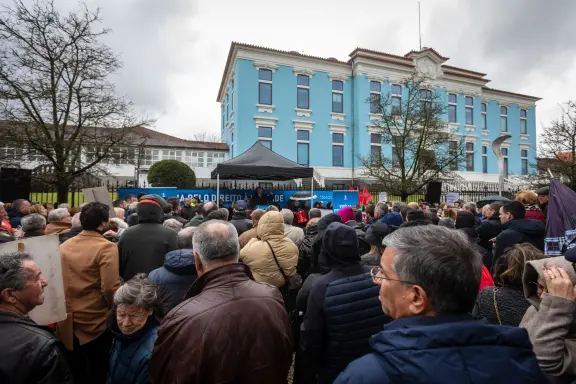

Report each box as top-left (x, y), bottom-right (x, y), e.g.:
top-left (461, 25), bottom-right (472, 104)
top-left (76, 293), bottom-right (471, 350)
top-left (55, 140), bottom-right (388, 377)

top-left (147, 160), bottom-right (196, 188)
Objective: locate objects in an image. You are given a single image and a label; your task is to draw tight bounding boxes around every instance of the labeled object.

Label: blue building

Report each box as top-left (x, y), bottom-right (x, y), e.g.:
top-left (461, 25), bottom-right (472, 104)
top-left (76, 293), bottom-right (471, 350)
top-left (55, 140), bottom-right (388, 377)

top-left (217, 43), bottom-right (540, 188)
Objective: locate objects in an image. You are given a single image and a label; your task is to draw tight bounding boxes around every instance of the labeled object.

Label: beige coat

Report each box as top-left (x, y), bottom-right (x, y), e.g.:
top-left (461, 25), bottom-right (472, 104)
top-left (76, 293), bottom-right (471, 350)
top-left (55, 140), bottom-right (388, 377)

top-left (520, 256), bottom-right (576, 380)
top-left (45, 221), bottom-right (71, 241)
top-left (239, 226), bottom-right (258, 249)
top-left (56, 230), bottom-right (120, 350)
top-left (240, 212), bottom-right (298, 287)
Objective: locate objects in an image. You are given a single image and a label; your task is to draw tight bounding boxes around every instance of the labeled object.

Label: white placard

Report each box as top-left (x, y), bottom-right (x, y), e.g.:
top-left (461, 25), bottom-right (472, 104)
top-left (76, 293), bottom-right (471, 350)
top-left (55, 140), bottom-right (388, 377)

top-left (378, 192), bottom-right (388, 203)
top-left (446, 192), bottom-right (460, 205)
top-left (0, 235), bottom-right (66, 325)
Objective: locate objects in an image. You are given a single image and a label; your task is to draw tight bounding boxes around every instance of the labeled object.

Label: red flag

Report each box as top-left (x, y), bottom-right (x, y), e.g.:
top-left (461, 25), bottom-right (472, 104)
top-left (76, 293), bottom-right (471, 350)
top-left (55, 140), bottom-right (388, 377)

top-left (349, 186), bottom-right (354, 191)
top-left (361, 186), bottom-right (372, 205)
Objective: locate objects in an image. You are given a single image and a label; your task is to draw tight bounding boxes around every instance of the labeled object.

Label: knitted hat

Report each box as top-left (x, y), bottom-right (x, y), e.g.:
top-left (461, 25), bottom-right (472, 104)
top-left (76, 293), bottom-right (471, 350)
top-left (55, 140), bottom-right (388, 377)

top-left (536, 186), bottom-right (549, 196)
top-left (337, 206), bottom-right (355, 223)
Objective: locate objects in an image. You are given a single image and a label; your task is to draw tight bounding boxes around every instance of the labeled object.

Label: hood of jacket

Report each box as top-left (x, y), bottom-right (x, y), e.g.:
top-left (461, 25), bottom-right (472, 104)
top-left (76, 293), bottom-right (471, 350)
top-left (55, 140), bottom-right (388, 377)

top-left (137, 194), bottom-right (169, 223)
top-left (380, 212), bottom-right (403, 227)
top-left (522, 256), bottom-right (576, 308)
top-left (322, 222), bottom-right (360, 267)
top-left (366, 314), bottom-right (544, 382)
top-left (503, 218), bottom-right (545, 238)
top-left (164, 249), bottom-right (195, 274)
top-left (317, 213), bottom-right (342, 232)
top-left (257, 211), bottom-right (285, 241)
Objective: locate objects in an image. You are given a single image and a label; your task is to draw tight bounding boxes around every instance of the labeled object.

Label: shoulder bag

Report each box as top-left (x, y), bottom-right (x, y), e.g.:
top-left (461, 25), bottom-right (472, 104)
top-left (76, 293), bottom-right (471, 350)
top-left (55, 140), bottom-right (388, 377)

top-left (266, 240), bottom-right (303, 290)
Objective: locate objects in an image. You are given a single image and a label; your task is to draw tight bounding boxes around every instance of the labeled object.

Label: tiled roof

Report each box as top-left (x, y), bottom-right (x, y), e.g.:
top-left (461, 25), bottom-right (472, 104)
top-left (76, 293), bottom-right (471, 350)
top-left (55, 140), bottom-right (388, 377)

top-left (128, 126), bottom-right (228, 150)
top-left (217, 42), bottom-right (350, 101)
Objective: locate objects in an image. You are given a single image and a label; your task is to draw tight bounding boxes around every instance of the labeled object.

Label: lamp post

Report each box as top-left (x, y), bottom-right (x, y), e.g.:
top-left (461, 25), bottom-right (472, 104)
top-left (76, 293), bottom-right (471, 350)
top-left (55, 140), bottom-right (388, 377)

top-left (492, 134), bottom-right (512, 196)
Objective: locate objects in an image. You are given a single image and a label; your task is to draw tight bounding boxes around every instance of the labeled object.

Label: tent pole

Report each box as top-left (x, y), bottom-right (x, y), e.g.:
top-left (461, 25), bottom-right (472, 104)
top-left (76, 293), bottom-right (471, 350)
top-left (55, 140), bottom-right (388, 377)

top-left (216, 173), bottom-right (220, 208)
top-left (311, 175), bottom-right (314, 208)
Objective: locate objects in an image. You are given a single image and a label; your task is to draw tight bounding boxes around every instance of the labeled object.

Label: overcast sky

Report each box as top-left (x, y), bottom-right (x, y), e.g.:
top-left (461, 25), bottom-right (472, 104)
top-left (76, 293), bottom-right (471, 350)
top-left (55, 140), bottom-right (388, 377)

top-left (4, 0), bottom-right (576, 144)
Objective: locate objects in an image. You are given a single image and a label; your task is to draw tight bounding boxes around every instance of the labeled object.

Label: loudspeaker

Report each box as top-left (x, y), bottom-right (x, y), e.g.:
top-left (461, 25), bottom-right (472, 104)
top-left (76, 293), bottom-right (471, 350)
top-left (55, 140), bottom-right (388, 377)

top-left (425, 181), bottom-right (442, 204)
top-left (0, 168), bottom-right (32, 203)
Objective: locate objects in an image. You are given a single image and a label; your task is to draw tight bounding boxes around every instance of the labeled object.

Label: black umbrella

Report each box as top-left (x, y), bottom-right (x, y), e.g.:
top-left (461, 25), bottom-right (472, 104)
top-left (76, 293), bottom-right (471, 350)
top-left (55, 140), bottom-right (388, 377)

top-left (546, 180), bottom-right (576, 256)
top-left (476, 195), bottom-right (509, 208)
top-left (290, 191), bottom-right (317, 201)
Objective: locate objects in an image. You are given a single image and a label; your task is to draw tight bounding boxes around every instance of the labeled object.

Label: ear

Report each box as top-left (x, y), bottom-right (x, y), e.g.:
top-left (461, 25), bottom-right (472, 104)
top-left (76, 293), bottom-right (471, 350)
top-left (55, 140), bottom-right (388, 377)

top-left (0, 288), bottom-right (17, 305)
top-left (408, 285), bottom-right (430, 316)
top-left (193, 251), bottom-right (204, 275)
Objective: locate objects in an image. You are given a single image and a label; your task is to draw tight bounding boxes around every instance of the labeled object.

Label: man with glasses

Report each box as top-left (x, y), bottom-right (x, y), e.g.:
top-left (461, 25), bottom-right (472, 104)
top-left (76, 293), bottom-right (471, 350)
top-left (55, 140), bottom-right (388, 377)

top-left (335, 225), bottom-right (546, 383)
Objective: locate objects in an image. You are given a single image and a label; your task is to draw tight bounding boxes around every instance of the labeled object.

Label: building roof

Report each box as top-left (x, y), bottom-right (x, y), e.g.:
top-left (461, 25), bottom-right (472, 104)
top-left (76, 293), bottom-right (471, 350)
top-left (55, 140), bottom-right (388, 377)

top-left (482, 87), bottom-right (541, 102)
top-left (129, 126), bottom-right (228, 150)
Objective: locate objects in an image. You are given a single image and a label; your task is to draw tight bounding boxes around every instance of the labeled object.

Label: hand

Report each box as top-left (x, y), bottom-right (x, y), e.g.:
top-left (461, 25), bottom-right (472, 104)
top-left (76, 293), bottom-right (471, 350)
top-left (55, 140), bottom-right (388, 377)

top-left (103, 230), bottom-right (117, 237)
top-left (543, 266), bottom-right (576, 301)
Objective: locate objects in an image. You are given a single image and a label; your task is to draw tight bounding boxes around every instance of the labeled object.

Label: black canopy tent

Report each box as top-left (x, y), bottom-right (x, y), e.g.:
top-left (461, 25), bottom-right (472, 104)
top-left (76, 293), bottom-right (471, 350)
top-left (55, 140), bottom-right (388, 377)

top-left (211, 141), bottom-right (314, 207)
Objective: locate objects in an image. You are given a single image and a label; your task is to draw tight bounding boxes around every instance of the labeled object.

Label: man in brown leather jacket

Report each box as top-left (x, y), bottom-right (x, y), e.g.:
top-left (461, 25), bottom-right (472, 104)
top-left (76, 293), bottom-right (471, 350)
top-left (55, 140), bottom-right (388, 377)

top-left (150, 220), bottom-right (293, 384)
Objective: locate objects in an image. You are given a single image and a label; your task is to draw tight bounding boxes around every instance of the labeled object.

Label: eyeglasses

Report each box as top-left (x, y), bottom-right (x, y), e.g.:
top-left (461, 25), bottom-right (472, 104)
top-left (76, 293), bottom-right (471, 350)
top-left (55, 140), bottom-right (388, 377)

top-left (370, 266), bottom-right (418, 286)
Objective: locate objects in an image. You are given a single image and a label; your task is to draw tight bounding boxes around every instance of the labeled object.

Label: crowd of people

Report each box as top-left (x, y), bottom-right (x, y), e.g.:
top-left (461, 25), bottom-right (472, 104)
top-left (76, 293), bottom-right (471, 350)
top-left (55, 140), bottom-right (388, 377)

top-left (1, 184), bottom-right (575, 383)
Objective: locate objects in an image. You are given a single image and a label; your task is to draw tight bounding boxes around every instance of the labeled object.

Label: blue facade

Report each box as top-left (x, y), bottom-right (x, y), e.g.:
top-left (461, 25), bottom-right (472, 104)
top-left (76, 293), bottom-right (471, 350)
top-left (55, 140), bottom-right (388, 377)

top-left (219, 44), bottom-right (539, 182)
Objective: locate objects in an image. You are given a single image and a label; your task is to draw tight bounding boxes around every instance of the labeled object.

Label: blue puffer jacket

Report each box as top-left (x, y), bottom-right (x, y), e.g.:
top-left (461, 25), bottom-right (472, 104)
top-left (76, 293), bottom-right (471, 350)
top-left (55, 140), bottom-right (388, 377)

top-left (334, 314), bottom-right (547, 384)
top-left (148, 249), bottom-right (197, 313)
top-left (108, 317), bottom-right (159, 384)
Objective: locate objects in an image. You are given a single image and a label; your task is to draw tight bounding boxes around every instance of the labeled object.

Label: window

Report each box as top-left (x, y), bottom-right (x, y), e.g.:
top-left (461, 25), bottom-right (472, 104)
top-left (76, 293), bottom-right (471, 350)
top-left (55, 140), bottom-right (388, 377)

top-left (482, 145), bottom-right (488, 174)
top-left (449, 140), bottom-right (458, 170)
top-left (392, 136), bottom-right (401, 167)
top-left (370, 133), bottom-right (382, 163)
top-left (207, 152), bottom-right (226, 168)
top-left (296, 74), bottom-right (310, 109)
top-left (391, 84), bottom-right (402, 114)
top-left (448, 93), bottom-right (457, 123)
top-left (501, 147), bottom-right (509, 176)
top-left (332, 133), bottom-right (344, 167)
top-left (520, 109), bottom-right (527, 134)
top-left (465, 96), bottom-right (474, 125)
top-left (500, 106), bottom-right (508, 132)
top-left (332, 80), bottom-right (343, 113)
top-left (231, 132), bottom-right (234, 158)
top-left (465, 142), bottom-right (474, 172)
top-left (297, 129), bottom-right (310, 166)
top-left (370, 81), bottom-right (381, 114)
top-left (162, 149), bottom-right (182, 162)
top-left (258, 126), bottom-right (273, 150)
top-left (521, 149), bottom-right (528, 175)
top-left (258, 69), bottom-right (272, 105)
top-left (481, 103), bottom-right (487, 130)
top-left (143, 149), bottom-right (160, 167)
top-left (332, 183), bottom-right (345, 190)
top-left (420, 89), bottom-right (432, 100)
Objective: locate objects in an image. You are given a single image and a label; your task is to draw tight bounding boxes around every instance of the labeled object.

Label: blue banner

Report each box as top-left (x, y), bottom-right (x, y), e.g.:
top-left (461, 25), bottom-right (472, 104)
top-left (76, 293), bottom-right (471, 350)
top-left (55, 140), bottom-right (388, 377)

top-left (332, 190), bottom-right (359, 212)
top-left (118, 188), bottom-right (335, 209)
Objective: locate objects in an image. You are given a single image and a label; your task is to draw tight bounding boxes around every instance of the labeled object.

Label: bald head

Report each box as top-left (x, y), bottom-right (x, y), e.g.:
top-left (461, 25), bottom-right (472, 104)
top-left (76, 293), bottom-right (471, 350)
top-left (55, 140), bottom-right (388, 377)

top-left (192, 220), bottom-right (239, 268)
top-left (251, 209), bottom-right (266, 226)
top-left (266, 205), bottom-right (279, 212)
top-left (407, 202), bottom-right (420, 210)
top-left (202, 201), bottom-right (217, 217)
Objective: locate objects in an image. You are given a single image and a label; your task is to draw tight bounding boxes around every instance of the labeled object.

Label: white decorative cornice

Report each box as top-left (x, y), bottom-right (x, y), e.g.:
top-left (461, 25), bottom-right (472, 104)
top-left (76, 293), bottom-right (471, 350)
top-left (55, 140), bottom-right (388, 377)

top-left (481, 129), bottom-right (489, 136)
top-left (329, 73), bottom-right (349, 82)
top-left (253, 116), bottom-right (278, 127)
top-left (366, 75), bottom-right (385, 83)
top-left (464, 134), bottom-right (478, 142)
top-left (465, 125), bottom-right (476, 132)
top-left (520, 143), bottom-right (531, 150)
top-left (520, 134), bottom-right (529, 141)
top-left (367, 124), bottom-right (381, 133)
top-left (482, 139), bottom-right (491, 145)
top-left (329, 123), bottom-right (348, 135)
top-left (293, 67), bottom-right (315, 77)
top-left (295, 108), bottom-right (312, 117)
top-left (331, 112), bottom-right (345, 121)
top-left (253, 61), bottom-right (278, 72)
top-left (293, 120), bottom-right (315, 131)
top-left (256, 104), bottom-right (275, 113)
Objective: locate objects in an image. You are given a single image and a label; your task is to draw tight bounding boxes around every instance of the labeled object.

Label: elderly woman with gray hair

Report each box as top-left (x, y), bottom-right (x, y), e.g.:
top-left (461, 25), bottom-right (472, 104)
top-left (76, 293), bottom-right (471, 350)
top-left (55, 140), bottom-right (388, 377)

top-left (107, 273), bottom-right (163, 384)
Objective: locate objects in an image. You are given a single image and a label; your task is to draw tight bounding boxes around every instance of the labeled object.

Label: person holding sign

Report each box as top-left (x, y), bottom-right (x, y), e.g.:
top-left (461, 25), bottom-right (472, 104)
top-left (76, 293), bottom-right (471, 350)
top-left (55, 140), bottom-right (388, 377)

top-left (0, 251), bottom-right (74, 383)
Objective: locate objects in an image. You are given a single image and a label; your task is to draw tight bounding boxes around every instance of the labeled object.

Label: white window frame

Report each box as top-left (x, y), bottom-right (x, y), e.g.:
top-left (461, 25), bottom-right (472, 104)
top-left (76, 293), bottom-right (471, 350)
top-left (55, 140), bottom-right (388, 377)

top-left (481, 145), bottom-right (488, 174)
top-left (257, 68), bottom-right (274, 113)
top-left (370, 133), bottom-right (382, 163)
top-left (465, 141), bottom-right (475, 172)
top-left (448, 93), bottom-right (457, 123)
top-left (332, 80), bottom-right (344, 115)
top-left (331, 132), bottom-right (344, 167)
top-left (481, 103), bottom-right (487, 131)
top-left (143, 149), bottom-right (160, 167)
top-left (296, 129), bottom-right (310, 166)
top-left (520, 147), bottom-right (529, 175)
top-left (258, 126), bottom-right (273, 150)
top-left (465, 96), bottom-right (474, 127)
top-left (501, 145), bottom-right (509, 176)
top-left (520, 109), bottom-right (528, 135)
top-left (391, 84), bottom-right (402, 114)
top-left (370, 81), bottom-right (383, 116)
top-left (296, 74), bottom-right (311, 116)
top-left (500, 106), bottom-right (508, 132)
top-left (391, 135), bottom-right (401, 168)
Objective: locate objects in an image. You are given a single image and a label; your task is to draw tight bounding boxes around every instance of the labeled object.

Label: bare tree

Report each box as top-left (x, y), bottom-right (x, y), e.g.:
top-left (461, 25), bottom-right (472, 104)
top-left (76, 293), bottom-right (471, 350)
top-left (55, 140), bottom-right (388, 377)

top-left (190, 131), bottom-right (221, 143)
top-left (359, 72), bottom-right (466, 202)
top-left (540, 101), bottom-right (576, 189)
top-left (0, 0), bottom-right (152, 202)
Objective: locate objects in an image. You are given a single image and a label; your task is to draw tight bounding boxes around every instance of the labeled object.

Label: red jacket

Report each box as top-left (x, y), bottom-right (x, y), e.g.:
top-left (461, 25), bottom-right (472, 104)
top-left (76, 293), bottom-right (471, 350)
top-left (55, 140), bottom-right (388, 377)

top-left (525, 209), bottom-right (545, 223)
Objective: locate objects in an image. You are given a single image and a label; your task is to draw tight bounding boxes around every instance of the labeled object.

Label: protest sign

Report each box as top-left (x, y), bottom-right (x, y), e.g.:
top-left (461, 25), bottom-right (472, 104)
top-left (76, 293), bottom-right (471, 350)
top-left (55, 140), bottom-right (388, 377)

top-left (83, 186), bottom-right (116, 218)
top-left (332, 190), bottom-right (359, 213)
top-left (446, 192), bottom-right (460, 205)
top-left (378, 192), bottom-right (388, 203)
top-left (0, 235), bottom-right (66, 325)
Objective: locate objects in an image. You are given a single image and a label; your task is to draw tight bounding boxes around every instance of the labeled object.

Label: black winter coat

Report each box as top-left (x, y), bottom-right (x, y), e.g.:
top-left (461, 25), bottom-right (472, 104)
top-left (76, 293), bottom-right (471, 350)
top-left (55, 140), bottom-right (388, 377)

top-left (298, 265), bottom-right (390, 384)
top-left (476, 214), bottom-right (502, 253)
top-left (344, 220), bottom-right (371, 256)
top-left (118, 203), bottom-right (178, 281)
top-left (493, 219), bottom-right (545, 265)
top-left (148, 249), bottom-right (198, 313)
top-left (298, 223), bottom-right (318, 278)
top-left (61, 226), bottom-right (82, 243)
top-left (0, 312), bottom-right (74, 384)
top-left (230, 214), bottom-right (252, 236)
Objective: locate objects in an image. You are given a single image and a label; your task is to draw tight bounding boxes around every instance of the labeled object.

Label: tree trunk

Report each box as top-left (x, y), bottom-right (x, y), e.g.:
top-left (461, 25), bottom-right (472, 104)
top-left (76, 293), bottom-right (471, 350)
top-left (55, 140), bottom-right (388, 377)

top-left (400, 193), bottom-right (408, 203)
top-left (56, 177), bottom-right (71, 205)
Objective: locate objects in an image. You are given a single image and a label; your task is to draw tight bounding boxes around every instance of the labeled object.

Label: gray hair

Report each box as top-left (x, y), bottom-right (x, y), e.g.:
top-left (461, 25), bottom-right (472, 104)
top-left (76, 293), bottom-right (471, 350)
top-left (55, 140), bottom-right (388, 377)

top-left (308, 208), bottom-right (322, 219)
top-left (110, 217), bottom-right (128, 230)
top-left (12, 199), bottom-right (29, 211)
top-left (163, 218), bottom-right (183, 233)
top-left (178, 227), bottom-right (196, 249)
top-left (281, 209), bottom-right (294, 225)
top-left (438, 218), bottom-right (455, 229)
top-left (0, 252), bottom-right (33, 300)
top-left (58, 203), bottom-right (69, 209)
top-left (382, 226), bottom-right (482, 315)
top-left (21, 214), bottom-right (46, 232)
top-left (71, 213), bottom-right (82, 228)
top-left (463, 202), bottom-right (477, 213)
top-left (392, 202), bottom-right (405, 213)
top-left (206, 208), bottom-right (229, 221)
top-left (375, 202), bottom-right (389, 216)
top-left (47, 208), bottom-right (69, 223)
top-left (113, 273), bottom-right (159, 311)
top-left (192, 220), bottom-right (239, 266)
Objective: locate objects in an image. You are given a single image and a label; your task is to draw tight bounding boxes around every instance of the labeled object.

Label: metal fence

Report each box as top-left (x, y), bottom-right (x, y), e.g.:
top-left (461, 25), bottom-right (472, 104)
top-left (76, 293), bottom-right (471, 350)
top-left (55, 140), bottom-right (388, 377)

top-left (29, 178), bottom-right (521, 207)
